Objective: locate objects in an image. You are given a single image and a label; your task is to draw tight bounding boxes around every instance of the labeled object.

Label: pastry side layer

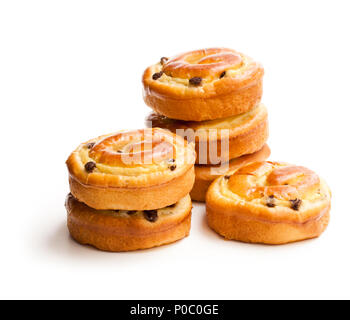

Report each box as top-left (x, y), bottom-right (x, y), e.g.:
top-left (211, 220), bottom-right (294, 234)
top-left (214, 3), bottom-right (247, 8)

top-left (66, 194), bottom-right (192, 252)
top-left (69, 165), bottom-right (195, 210)
top-left (147, 104), bottom-right (269, 164)
top-left (206, 203), bottom-right (330, 245)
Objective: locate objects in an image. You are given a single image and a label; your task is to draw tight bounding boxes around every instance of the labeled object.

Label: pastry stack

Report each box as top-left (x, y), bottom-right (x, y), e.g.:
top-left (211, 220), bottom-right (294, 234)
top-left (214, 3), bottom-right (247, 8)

top-left (64, 47), bottom-right (332, 250)
top-left (65, 128), bottom-right (196, 251)
top-left (143, 48), bottom-right (270, 201)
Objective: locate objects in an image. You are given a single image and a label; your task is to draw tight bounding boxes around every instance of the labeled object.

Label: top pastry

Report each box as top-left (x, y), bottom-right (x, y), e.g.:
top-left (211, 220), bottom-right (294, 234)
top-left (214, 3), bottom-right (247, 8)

top-left (142, 48), bottom-right (264, 121)
top-left (66, 128), bottom-right (196, 210)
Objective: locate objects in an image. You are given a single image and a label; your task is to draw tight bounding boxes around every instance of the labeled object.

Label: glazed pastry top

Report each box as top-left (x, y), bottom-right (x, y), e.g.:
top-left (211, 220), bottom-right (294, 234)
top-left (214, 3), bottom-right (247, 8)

top-left (143, 48), bottom-right (264, 99)
top-left (66, 128), bottom-right (196, 188)
top-left (209, 161), bottom-right (331, 223)
top-left (163, 48), bottom-right (243, 80)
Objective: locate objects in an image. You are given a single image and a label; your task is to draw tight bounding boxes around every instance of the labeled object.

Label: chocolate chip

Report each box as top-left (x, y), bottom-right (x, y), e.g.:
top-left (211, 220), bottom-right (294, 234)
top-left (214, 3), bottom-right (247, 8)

top-left (86, 142), bottom-right (95, 149)
top-left (160, 57), bottom-right (169, 65)
top-left (127, 210), bottom-right (137, 215)
top-left (169, 165), bottom-right (176, 171)
top-left (84, 161), bottom-right (96, 173)
top-left (266, 195), bottom-right (276, 208)
top-left (290, 199), bottom-right (302, 211)
top-left (189, 77), bottom-right (202, 86)
top-left (220, 71), bottom-right (226, 78)
top-left (152, 72), bottom-right (163, 80)
top-left (168, 158), bottom-right (175, 163)
top-left (117, 150), bottom-right (123, 153)
top-left (144, 210), bottom-right (158, 222)
top-left (224, 175), bottom-right (231, 180)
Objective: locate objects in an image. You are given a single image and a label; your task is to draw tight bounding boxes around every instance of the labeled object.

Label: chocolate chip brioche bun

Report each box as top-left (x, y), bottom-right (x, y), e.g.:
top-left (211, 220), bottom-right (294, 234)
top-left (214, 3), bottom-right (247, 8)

top-left (206, 161), bottom-right (331, 244)
top-left (66, 128), bottom-right (196, 211)
top-left (191, 145), bottom-right (270, 202)
top-left (146, 103), bottom-right (268, 165)
top-left (66, 193), bottom-right (192, 252)
top-left (143, 48), bottom-right (264, 121)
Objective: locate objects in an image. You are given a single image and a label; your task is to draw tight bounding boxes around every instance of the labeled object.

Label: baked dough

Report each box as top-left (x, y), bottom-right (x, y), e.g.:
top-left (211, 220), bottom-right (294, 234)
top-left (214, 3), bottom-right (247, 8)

top-left (146, 103), bottom-right (268, 165)
top-left (66, 193), bottom-right (192, 252)
top-left (66, 128), bottom-right (196, 210)
top-left (191, 145), bottom-right (270, 202)
top-left (206, 161), bottom-right (331, 244)
top-left (143, 48), bottom-right (264, 121)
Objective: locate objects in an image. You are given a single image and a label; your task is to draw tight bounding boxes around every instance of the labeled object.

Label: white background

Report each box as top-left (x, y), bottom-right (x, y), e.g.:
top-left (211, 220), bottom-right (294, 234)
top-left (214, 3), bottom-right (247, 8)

top-left (1, 0), bottom-right (349, 300)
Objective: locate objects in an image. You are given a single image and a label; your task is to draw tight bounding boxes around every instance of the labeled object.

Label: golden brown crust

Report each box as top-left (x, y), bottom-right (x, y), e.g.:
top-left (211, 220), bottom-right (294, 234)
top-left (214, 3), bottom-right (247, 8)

top-left (66, 128), bottom-right (196, 210)
top-left (191, 145), bottom-right (270, 202)
top-left (190, 177), bottom-right (212, 203)
top-left (147, 104), bottom-right (269, 165)
top-left (66, 194), bottom-right (192, 252)
top-left (69, 166), bottom-right (195, 210)
top-left (206, 204), bottom-right (330, 245)
top-left (206, 161), bottom-right (331, 244)
top-left (142, 48), bottom-right (264, 121)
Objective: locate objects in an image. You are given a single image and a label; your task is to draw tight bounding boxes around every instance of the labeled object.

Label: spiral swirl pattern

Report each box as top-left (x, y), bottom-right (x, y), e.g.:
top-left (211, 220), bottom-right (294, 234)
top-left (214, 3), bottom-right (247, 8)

top-left (227, 162), bottom-right (320, 202)
top-left (66, 128), bottom-right (196, 188)
top-left (163, 48), bottom-right (243, 79)
top-left (211, 161), bottom-right (332, 219)
top-left (89, 129), bottom-right (176, 166)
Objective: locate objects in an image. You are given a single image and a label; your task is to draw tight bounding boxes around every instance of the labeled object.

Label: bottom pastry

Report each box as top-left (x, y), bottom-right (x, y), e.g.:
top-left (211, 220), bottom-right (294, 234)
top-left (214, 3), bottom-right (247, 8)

top-left (66, 193), bottom-right (192, 252)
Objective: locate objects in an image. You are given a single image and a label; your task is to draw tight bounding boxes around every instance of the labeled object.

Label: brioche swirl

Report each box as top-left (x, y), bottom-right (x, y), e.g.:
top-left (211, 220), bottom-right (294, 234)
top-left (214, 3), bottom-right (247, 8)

top-left (143, 48), bottom-right (264, 121)
top-left (206, 161), bottom-right (331, 244)
top-left (66, 128), bottom-right (196, 210)
top-left (67, 128), bottom-right (195, 188)
top-left (217, 161), bottom-right (330, 218)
